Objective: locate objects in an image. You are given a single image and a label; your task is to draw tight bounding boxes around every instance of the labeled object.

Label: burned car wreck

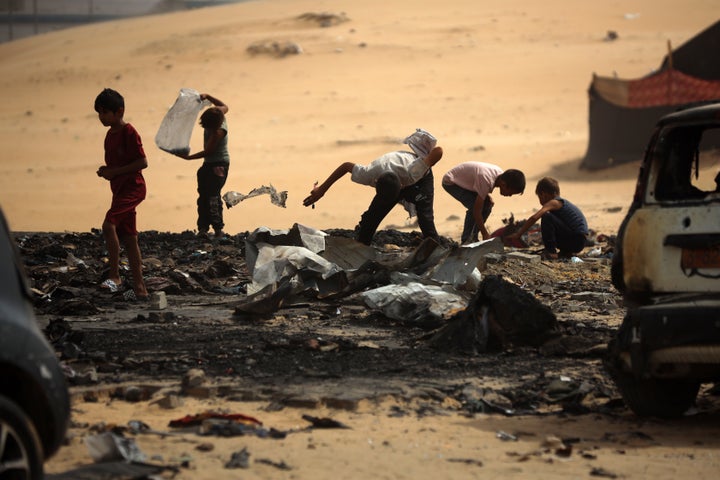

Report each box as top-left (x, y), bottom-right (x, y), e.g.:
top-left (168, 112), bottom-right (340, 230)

top-left (0, 206), bottom-right (70, 479)
top-left (608, 102), bottom-right (720, 417)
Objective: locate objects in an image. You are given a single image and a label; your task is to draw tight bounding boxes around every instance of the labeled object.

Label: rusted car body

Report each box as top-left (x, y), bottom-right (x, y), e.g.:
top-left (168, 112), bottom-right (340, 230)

top-left (608, 102), bottom-right (720, 417)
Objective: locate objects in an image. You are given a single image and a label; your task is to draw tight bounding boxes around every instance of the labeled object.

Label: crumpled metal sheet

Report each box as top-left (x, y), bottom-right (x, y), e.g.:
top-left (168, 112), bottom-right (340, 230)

top-left (428, 237), bottom-right (504, 290)
top-left (247, 243), bottom-right (343, 295)
top-left (245, 224), bottom-right (328, 272)
top-left (361, 281), bottom-right (468, 329)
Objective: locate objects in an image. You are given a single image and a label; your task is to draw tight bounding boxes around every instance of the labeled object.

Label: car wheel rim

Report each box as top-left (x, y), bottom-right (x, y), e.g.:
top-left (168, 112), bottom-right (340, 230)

top-left (0, 420), bottom-right (32, 478)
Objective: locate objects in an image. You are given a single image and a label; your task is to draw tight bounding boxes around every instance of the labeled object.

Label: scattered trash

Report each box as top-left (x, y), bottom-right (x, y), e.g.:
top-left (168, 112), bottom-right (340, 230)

top-left (199, 418), bottom-right (287, 439)
top-left (149, 291), bottom-right (167, 309)
top-left (17, 224), bottom-right (627, 467)
top-left (590, 467), bottom-right (619, 478)
top-left (168, 410), bottom-right (287, 439)
top-left (155, 87), bottom-right (209, 156)
top-left (256, 458), bottom-right (293, 470)
top-left (301, 414), bottom-right (350, 429)
top-left (446, 458), bottom-right (484, 467)
top-left (85, 431), bottom-right (146, 463)
top-left (168, 411), bottom-right (262, 428)
top-left (603, 30), bottom-right (619, 42)
top-left (225, 447), bottom-right (251, 469)
top-left (542, 435), bottom-right (573, 457)
top-left (496, 430), bottom-right (518, 442)
top-left (361, 281), bottom-right (468, 330)
top-left (297, 11), bottom-right (349, 27)
top-left (223, 185), bottom-right (288, 209)
top-left (428, 237), bottom-right (503, 290)
top-left (246, 40), bottom-right (303, 57)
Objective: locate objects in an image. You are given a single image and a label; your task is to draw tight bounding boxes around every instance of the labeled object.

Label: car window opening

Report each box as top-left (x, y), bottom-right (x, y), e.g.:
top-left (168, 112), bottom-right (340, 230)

top-left (653, 126), bottom-right (720, 201)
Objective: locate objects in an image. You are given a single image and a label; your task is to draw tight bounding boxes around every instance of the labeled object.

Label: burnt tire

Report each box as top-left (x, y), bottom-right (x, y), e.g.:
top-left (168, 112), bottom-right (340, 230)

top-left (0, 395), bottom-right (44, 480)
top-left (611, 371), bottom-right (700, 418)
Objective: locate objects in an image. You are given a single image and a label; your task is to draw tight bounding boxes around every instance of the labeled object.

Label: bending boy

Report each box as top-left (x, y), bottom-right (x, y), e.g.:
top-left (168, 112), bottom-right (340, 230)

top-left (303, 129), bottom-right (443, 245)
top-left (442, 162), bottom-right (525, 244)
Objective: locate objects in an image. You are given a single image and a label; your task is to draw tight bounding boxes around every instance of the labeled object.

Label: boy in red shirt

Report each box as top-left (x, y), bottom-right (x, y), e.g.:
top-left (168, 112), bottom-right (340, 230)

top-left (94, 88), bottom-right (149, 300)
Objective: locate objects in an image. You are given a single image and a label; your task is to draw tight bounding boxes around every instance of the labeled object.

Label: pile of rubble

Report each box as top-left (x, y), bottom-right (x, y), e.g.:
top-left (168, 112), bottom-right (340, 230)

top-left (18, 224), bottom-right (626, 417)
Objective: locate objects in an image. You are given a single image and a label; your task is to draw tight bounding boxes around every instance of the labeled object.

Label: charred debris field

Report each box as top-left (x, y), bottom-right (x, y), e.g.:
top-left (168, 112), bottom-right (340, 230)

top-left (16, 227), bottom-right (720, 416)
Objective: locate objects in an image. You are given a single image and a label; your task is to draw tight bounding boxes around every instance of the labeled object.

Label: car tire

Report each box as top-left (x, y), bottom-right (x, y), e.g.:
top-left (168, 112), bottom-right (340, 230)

top-left (0, 395), bottom-right (44, 480)
top-left (612, 371), bottom-right (701, 418)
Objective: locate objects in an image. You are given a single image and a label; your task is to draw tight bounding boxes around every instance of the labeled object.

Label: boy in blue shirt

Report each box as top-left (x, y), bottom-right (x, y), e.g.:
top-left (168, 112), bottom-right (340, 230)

top-left (505, 177), bottom-right (588, 259)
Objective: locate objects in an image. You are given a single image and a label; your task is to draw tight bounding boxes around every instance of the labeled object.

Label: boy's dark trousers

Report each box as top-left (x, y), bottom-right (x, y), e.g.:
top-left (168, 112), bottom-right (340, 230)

top-left (356, 170), bottom-right (438, 245)
top-left (442, 183), bottom-right (492, 244)
top-left (196, 163), bottom-right (228, 232)
top-left (540, 213), bottom-right (586, 255)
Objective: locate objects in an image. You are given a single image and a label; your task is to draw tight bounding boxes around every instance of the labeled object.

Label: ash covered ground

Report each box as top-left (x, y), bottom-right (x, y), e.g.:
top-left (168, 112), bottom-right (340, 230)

top-left (18, 227), bottom-right (717, 416)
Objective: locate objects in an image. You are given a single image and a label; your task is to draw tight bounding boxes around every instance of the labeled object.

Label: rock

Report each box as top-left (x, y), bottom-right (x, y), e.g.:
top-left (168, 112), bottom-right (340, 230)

top-left (182, 368), bottom-right (206, 388)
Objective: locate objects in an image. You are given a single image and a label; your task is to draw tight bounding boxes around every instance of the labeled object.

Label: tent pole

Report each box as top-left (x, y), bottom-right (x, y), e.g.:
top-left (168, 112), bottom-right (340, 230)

top-left (666, 40), bottom-right (674, 103)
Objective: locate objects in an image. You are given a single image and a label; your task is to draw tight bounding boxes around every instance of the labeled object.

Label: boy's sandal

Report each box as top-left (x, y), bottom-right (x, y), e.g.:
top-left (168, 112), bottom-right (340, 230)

top-left (99, 279), bottom-right (121, 292)
top-left (540, 251), bottom-right (559, 261)
top-left (122, 289), bottom-right (149, 302)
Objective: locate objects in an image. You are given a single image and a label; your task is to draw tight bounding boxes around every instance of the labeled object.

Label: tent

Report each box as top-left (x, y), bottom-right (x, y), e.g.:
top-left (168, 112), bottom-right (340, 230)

top-left (580, 21), bottom-right (720, 170)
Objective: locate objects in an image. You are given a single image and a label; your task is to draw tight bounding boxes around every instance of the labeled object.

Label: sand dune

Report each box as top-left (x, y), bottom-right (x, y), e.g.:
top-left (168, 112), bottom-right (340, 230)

top-left (0, 0), bottom-right (715, 239)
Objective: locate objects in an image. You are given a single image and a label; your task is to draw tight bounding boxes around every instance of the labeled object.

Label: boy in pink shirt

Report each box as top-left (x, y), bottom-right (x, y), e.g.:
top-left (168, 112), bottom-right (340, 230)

top-left (442, 162), bottom-right (525, 244)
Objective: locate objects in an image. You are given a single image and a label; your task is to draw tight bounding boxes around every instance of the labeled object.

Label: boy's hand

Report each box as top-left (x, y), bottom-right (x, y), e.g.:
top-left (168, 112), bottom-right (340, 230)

top-left (97, 165), bottom-right (112, 180)
top-left (303, 182), bottom-right (322, 207)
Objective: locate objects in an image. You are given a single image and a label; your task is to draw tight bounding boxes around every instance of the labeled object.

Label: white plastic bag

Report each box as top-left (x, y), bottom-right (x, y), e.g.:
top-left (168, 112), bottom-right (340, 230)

top-left (155, 88), bottom-right (209, 157)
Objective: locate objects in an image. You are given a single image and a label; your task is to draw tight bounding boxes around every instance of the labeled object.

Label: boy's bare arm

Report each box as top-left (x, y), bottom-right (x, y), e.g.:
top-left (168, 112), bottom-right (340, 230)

top-left (303, 162), bottom-right (355, 206)
top-left (97, 157), bottom-right (148, 180)
top-left (507, 199), bottom-right (561, 238)
top-left (200, 93), bottom-right (228, 114)
top-left (472, 195), bottom-right (491, 240)
top-left (423, 146), bottom-right (443, 168)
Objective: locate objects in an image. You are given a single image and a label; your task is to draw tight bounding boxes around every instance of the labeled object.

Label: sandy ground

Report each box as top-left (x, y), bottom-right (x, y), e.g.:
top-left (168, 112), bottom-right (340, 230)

top-left (3, 0), bottom-right (715, 239)
top-left (2, 0), bottom-right (720, 478)
top-left (47, 397), bottom-right (720, 480)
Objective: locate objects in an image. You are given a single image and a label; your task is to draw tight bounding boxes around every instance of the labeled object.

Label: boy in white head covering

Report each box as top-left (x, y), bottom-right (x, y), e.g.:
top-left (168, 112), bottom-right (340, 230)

top-left (303, 129), bottom-right (443, 245)
top-left (404, 128), bottom-right (437, 159)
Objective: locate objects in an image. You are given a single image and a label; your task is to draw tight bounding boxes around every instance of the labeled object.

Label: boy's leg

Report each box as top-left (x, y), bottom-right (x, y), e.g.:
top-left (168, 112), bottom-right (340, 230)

top-left (198, 164), bottom-right (228, 235)
top-left (196, 166), bottom-right (212, 233)
top-left (402, 172), bottom-right (438, 240)
top-left (541, 213), bottom-right (585, 256)
top-left (102, 220), bottom-right (122, 285)
top-left (121, 234), bottom-right (148, 298)
top-left (109, 188), bottom-right (146, 296)
top-left (209, 166), bottom-right (228, 236)
top-left (442, 183), bottom-right (478, 243)
top-left (357, 172), bottom-right (401, 245)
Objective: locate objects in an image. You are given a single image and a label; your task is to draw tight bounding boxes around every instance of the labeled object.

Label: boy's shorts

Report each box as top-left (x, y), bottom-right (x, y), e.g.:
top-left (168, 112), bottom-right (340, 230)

top-left (105, 189), bottom-right (145, 237)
